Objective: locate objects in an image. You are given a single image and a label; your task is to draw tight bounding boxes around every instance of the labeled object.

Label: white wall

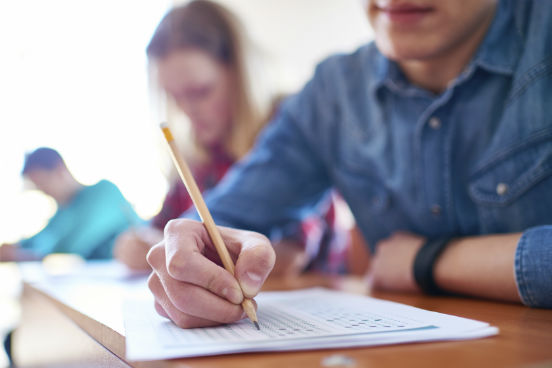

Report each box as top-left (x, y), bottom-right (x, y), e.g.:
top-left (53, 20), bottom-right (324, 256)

top-left (216, 0), bottom-right (373, 92)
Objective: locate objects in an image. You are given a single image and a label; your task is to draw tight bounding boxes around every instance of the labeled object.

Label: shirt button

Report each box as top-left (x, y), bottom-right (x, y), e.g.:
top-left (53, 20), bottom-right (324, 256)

top-left (430, 204), bottom-right (442, 215)
top-left (429, 117), bottom-right (441, 130)
top-left (496, 183), bottom-right (508, 196)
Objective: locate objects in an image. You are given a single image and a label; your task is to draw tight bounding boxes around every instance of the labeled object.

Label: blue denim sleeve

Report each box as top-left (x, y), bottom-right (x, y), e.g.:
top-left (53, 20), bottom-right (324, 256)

top-left (515, 225), bottom-right (552, 308)
top-left (182, 102), bottom-right (333, 238)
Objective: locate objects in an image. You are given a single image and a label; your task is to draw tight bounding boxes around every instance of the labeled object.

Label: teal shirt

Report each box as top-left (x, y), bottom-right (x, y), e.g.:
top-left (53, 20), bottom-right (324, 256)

top-left (20, 180), bottom-right (141, 259)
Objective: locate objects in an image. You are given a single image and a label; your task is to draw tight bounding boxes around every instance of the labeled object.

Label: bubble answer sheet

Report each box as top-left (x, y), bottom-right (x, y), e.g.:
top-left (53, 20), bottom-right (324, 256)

top-left (124, 288), bottom-right (498, 361)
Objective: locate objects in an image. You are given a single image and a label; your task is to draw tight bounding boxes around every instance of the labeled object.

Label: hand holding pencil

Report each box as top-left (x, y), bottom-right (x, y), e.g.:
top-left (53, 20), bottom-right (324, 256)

top-left (146, 123), bottom-right (275, 329)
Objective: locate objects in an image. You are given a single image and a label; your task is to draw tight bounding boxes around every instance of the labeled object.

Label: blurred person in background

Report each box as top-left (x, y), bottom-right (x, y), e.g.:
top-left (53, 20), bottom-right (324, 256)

top-left (113, 0), bottom-right (350, 275)
top-left (0, 147), bottom-right (140, 262)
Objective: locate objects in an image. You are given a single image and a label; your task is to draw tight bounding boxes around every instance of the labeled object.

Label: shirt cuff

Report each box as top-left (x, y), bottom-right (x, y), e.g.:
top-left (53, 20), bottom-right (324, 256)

top-left (514, 225), bottom-right (552, 308)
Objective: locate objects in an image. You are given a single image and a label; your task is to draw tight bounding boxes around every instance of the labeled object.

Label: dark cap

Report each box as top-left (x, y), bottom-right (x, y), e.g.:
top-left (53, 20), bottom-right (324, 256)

top-left (21, 147), bottom-right (65, 175)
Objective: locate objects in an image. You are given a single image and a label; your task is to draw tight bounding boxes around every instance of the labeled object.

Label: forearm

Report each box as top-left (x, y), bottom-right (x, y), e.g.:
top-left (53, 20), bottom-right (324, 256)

top-left (434, 233), bottom-right (521, 303)
top-left (15, 247), bottom-right (42, 261)
top-left (197, 110), bottom-right (330, 236)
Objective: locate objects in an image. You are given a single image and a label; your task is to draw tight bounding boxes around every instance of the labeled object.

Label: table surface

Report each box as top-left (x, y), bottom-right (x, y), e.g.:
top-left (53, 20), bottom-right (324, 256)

top-left (13, 285), bottom-right (130, 368)
top-left (22, 271), bottom-right (552, 368)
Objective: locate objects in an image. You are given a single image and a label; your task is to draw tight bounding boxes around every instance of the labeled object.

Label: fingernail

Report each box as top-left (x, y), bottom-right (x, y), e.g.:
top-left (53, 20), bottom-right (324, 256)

top-left (222, 287), bottom-right (243, 304)
top-left (240, 271), bottom-right (263, 297)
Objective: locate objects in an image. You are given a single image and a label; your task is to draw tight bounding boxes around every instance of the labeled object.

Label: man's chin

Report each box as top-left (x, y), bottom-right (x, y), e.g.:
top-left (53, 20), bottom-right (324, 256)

top-left (377, 42), bottom-right (441, 63)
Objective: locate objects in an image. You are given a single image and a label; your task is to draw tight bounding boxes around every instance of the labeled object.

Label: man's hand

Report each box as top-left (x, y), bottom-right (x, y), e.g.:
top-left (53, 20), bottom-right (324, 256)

top-left (369, 232), bottom-right (425, 293)
top-left (0, 243), bottom-right (41, 262)
top-left (146, 219), bottom-right (275, 328)
top-left (0, 243), bottom-right (18, 262)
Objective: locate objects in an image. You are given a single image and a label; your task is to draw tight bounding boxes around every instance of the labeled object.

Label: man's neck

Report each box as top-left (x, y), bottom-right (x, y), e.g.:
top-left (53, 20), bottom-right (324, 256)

top-left (398, 12), bottom-right (495, 94)
top-left (56, 177), bottom-right (83, 206)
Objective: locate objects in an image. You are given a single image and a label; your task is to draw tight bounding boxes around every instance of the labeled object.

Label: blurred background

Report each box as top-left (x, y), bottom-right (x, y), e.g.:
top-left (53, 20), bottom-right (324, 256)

top-left (0, 0), bottom-right (373, 244)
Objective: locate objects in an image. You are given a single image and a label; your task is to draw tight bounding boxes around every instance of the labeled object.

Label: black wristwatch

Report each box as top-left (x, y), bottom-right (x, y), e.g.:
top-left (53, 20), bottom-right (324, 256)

top-left (413, 237), bottom-right (451, 295)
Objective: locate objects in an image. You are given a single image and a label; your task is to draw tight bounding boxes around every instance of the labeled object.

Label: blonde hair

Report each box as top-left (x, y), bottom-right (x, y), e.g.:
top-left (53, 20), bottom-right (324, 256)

top-left (147, 0), bottom-right (273, 166)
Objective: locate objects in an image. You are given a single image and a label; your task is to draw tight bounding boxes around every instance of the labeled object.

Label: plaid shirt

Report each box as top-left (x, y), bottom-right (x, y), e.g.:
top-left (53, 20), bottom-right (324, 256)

top-left (151, 147), bottom-right (350, 274)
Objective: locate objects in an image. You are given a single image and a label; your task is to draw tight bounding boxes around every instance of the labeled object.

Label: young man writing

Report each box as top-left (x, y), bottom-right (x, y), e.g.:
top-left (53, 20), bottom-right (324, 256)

top-left (146, 0), bottom-right (552, 328)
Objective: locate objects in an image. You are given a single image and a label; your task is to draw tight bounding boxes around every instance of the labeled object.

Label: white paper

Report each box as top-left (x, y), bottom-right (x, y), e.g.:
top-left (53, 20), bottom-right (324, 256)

top-left (124, 288), bottom-right (498, 361)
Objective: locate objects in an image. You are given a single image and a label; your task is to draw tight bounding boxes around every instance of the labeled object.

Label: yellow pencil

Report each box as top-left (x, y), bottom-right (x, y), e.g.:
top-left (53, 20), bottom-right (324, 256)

top-left (159, 122), bottom-right (260, 330)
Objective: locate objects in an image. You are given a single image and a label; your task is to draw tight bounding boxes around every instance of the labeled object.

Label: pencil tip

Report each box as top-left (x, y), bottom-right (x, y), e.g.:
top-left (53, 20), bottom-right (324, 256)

top-left (254, 321), bottom-right (260, 330)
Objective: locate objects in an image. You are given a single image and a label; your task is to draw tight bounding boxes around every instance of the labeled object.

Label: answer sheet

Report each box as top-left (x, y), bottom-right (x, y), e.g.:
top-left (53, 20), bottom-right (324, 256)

top-left (124, 288), bottom-right (498, 360)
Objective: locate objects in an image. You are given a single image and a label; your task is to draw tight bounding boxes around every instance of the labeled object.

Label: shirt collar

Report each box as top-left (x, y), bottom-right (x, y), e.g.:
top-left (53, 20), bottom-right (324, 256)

top-left (471, 0), bottom-right (523, 76)
top-left (368, 46), bottom-right (393, 94)
top-left (369, 0), bottom-right (524, 94)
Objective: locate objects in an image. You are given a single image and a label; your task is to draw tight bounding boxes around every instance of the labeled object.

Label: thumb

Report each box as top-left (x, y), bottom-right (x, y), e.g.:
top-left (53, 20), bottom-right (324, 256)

top-left (233, 234), bottom-right (275, 298)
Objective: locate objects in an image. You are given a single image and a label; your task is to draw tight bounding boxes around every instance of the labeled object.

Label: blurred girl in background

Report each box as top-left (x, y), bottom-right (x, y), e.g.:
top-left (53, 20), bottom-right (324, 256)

top-left (114, 0), bottom-right (349, 275)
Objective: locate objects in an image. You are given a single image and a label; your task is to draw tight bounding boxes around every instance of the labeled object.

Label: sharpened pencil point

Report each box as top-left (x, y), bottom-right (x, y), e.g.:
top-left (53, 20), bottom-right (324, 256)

top-left (254, 321), bottom-right (260, 330)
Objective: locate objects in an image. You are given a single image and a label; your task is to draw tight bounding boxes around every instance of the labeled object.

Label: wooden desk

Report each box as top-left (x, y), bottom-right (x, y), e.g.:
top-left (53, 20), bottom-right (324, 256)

top-left (21, 273), bottom-right (552, 368)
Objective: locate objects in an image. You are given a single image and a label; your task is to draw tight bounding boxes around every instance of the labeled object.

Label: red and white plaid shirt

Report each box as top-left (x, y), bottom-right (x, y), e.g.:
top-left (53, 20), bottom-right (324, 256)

top-left (151, 146), bottom-right (350, 274)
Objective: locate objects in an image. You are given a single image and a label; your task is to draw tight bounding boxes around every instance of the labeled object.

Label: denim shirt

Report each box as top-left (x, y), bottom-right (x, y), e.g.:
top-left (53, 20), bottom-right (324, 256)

top-left (195, 0), bottom-right (552, 308)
